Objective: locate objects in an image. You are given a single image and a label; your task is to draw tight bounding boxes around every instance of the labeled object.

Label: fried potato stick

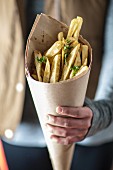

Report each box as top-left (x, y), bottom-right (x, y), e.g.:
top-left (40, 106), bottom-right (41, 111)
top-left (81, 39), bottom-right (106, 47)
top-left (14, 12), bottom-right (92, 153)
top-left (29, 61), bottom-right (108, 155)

top-left (69, 51), bottom-right (81, 78)
top-left (81, 45), bottom-right (88, 64)
top-left (67, 18), bottom-right (78, 38)
top-left (43, 58), bottom-right (51, 83)
top-left (74, 16), bottom-right (83, 41)
top-left (76, 66), bottom-right (89, 77)
top-left (58, 32), bottom-right (64, 41)
top-left (61, 44), bottom-right (80, 81)
top-left (33, 16), bottom-right (89, 82)
top-left (70, 40), bottom-right (78, 48)
top-left (62, 47), bottom-right (65, 70)
top-left (34, 50), bottom-right (43, 82)
top-left (66, 37), bottom-right (76, 44)
top-left (45, 41), bottom-right (63, 57)
top-left (50, 54), bottom-right (61, 83)
top-left (83, 58), bottom-right (88, 66)
top-left (32, 74), bottom-right (38, 80)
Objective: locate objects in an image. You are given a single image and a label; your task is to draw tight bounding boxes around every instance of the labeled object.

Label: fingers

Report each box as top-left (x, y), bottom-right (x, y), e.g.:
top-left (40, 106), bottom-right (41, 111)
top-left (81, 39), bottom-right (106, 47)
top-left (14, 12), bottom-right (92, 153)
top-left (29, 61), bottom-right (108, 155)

top-left (46, 123), bottom-right (88, 145)
top-left (46, 123), bottom-right (87, 138)
top-left (50, 135), bottom-right (85, 145)
top-left (45, 106), bottom-right (93, 145)
top-left (56, 106), bottom-right (92, 118)
top-left (47, 114), bottom-right (91, 129)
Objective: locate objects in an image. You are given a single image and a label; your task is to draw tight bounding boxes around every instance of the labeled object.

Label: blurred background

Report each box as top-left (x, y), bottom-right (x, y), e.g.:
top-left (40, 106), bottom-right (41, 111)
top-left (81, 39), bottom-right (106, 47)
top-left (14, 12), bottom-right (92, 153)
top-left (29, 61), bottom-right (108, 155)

top-left (0, 0), bottom-right (113, 170)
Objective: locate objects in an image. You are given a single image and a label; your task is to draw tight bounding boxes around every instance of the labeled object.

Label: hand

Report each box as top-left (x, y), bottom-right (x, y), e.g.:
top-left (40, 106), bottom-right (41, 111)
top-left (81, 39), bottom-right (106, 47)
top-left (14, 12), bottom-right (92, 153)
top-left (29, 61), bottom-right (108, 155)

top-left (46, 106), bottom-right (93, 145)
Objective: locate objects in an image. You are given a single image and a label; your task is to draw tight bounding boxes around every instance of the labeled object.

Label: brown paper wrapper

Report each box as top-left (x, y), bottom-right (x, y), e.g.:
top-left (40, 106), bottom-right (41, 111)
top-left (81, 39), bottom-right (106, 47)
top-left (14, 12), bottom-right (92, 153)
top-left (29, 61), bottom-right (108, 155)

top-left (25, 13), bottom-right (92, 170)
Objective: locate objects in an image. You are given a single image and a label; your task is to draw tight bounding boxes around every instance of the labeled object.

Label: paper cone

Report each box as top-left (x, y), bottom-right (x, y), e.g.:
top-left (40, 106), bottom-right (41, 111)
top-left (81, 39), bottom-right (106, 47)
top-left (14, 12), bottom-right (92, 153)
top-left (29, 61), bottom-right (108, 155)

top-left (25, 13), bottom-right (92, 170)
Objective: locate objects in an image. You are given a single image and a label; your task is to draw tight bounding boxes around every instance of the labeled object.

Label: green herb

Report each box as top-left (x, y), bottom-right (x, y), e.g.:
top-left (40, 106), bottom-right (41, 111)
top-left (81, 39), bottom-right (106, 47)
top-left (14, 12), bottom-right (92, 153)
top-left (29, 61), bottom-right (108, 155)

top-left (37, 56), bottom-right (46, 63)
top-left (64, 46), bottom-right (67, 51)
top-left (64, 43), bottom-right (72, 65)
top-left (70, 66), bottom-right (80, 76)
top-left (64, 53), bottom-right (69, 65)
top-left (65, 44), bottom-right (72, 50)
top-left (66, 39), bottom-right (71, 44)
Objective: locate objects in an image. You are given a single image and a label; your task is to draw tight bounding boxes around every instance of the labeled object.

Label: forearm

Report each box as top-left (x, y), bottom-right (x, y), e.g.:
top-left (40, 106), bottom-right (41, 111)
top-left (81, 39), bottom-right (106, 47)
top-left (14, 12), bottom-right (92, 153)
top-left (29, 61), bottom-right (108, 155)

top-left (85, 98), bottom-right (113, 137)
top-left (86, 0), bottom-right (113, 137)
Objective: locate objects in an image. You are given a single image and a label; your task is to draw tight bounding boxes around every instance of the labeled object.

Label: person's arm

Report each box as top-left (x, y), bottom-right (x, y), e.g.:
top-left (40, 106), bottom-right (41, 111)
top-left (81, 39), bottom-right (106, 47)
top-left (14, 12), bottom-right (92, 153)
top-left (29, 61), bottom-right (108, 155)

top-left (45, 0), bottom-right (113, 145)
top-left (87, 0), bottom-right (113, 137)
top-left (84, 98), bottom-right (113, 137)
top-left (45, 98), bottom-right (113, 145)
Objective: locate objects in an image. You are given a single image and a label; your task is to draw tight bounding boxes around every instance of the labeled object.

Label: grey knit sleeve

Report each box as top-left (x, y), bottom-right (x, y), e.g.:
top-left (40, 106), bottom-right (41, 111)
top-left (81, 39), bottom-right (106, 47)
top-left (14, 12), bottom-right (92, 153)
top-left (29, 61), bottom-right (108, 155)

top-left (84, 98), bottom-right (113, 137)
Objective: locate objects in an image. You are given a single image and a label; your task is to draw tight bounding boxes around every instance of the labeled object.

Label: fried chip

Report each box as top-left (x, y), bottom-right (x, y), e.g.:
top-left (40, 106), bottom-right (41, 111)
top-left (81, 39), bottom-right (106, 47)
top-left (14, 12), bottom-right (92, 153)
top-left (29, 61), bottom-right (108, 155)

top-left (58, 32), bottom-right (64, 41)
top-left (74, 16), bottom-right (83, 41)
top-left (76, 66), bottom-right (89, 77)
top-left (81, 45), bottom-right (88, 64)
top-left (61, 44), bottom-right (80, 81)
top-left (34, 50), bottom-right (43, 82)
top-left (83, 58), bottom-right (88, 66)
top-left (67, 18), bottom-right (78, 38)
top-left (70, 40), bottom-right (78, 48)
top-left (32, 74), bottom-right (38, 80)
top-left (75, 51), bottom-right (82, 66)
top-left (33, 16), bottom-right (89, 83)
top-left (62, 47), bottom-right (65, 70)
top-left (50, 54), bottom-right (61, 83)
top-left (66, 37), bottom-right (76, 44)
top-left (43, 58), bottom-right (51, 83)
top-left (45, 41), bottom-right (63, 58)
top-left (69, 51), bottom-right (81, 78)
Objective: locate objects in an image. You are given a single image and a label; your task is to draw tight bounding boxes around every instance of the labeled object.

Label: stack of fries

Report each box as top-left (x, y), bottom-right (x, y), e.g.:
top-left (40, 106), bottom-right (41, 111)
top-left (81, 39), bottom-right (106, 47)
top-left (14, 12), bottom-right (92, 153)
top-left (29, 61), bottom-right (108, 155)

top-left (31, 16), bottom-right (89, 83)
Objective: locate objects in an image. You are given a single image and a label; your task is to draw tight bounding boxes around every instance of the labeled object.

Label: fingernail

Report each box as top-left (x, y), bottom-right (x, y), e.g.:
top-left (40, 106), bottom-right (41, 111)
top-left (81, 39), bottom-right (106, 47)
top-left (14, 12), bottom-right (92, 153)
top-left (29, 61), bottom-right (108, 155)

top-left (56, 106), bottom-right (62, 113)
